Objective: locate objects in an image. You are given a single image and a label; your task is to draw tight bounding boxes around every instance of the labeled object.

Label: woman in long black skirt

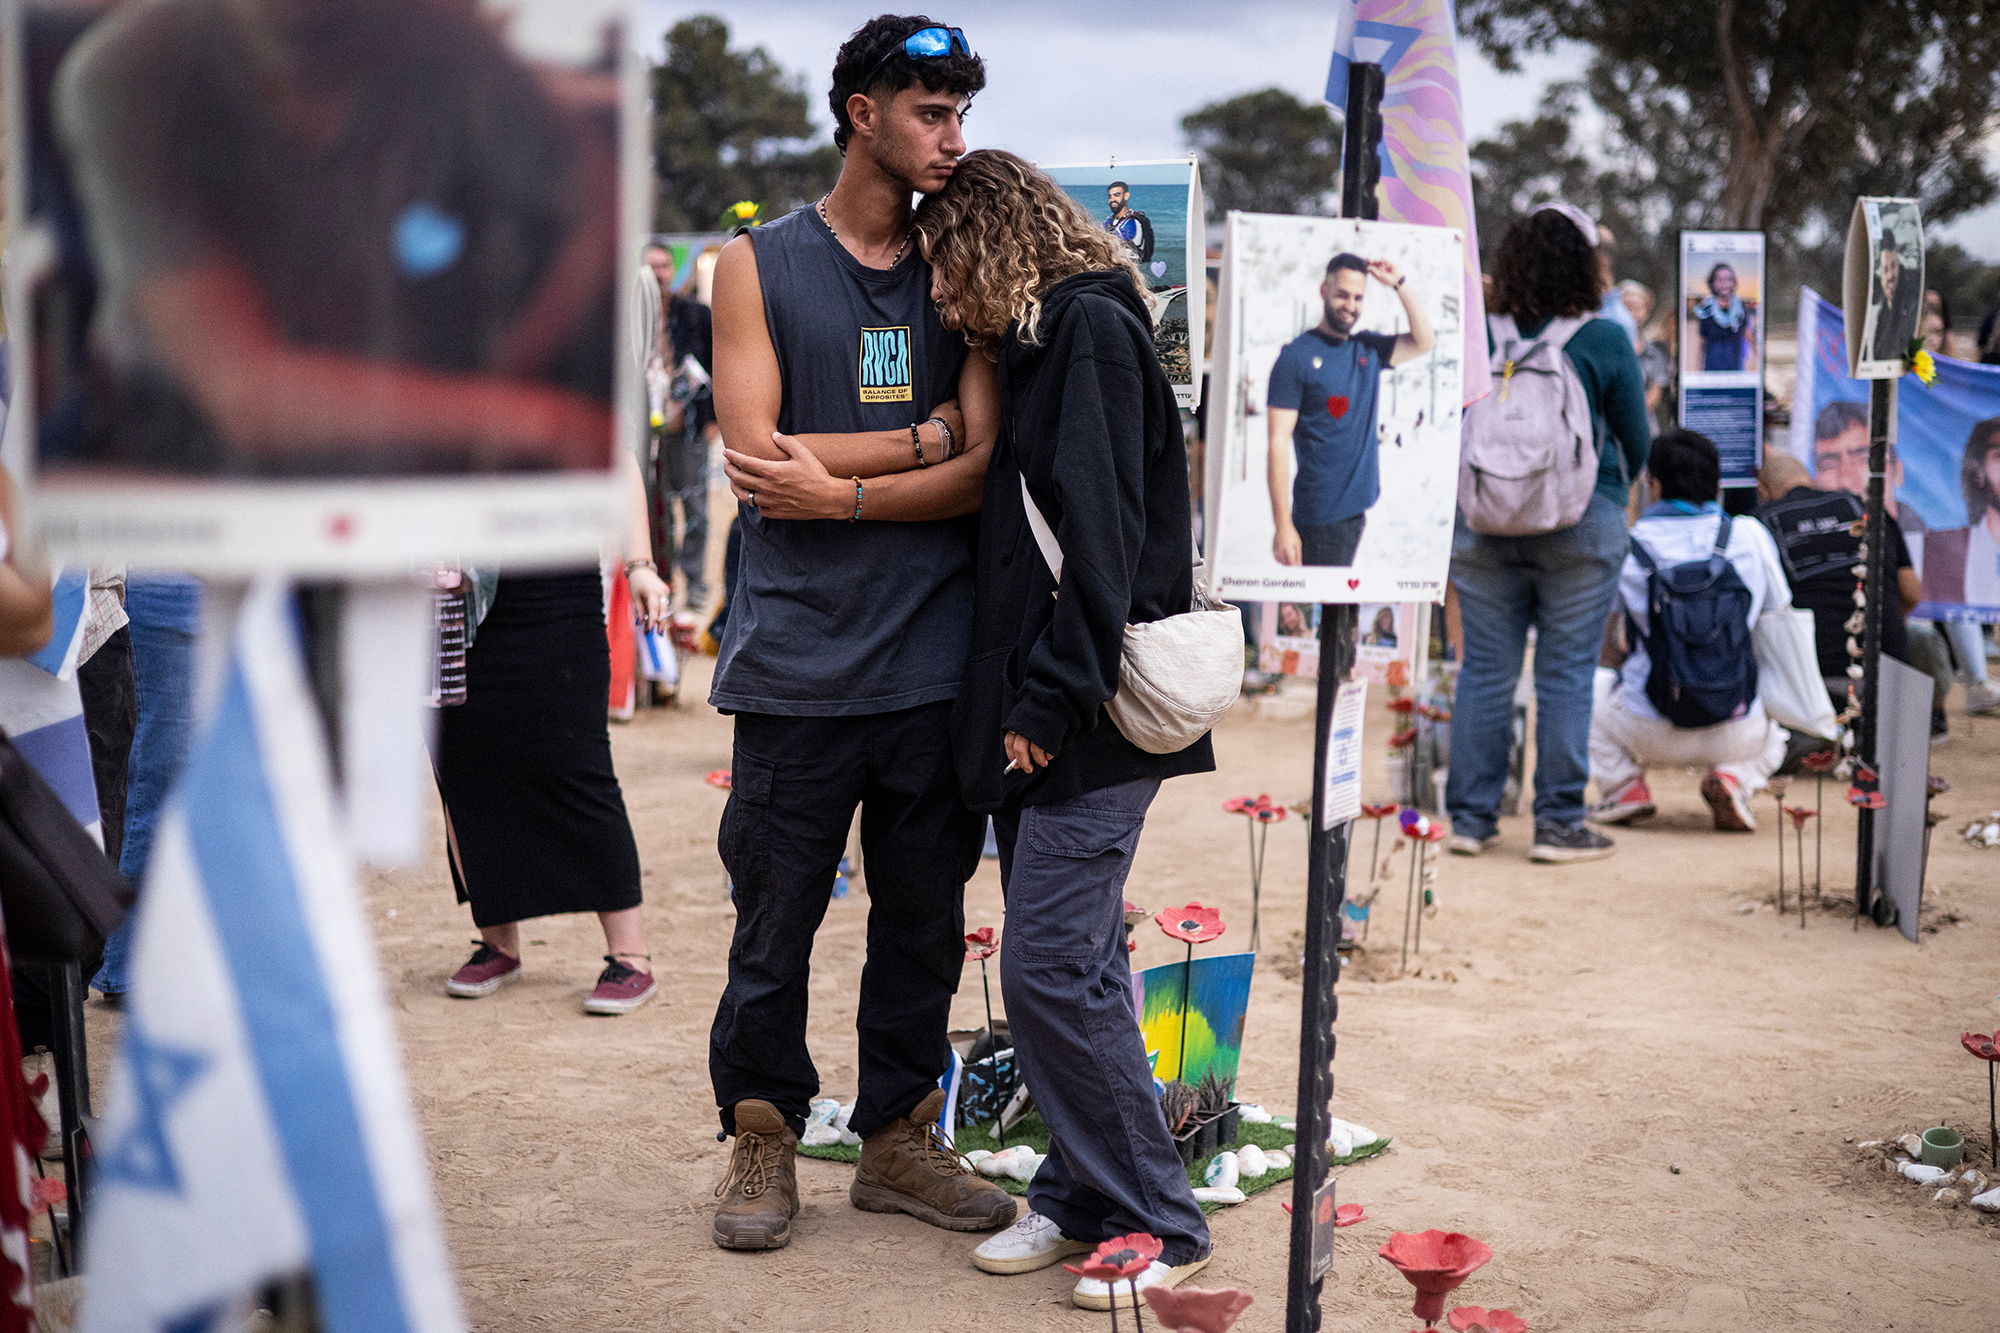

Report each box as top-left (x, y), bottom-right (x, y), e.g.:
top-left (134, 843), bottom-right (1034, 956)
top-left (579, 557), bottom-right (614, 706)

top-left (436, 454), bottom-right (670, 1014)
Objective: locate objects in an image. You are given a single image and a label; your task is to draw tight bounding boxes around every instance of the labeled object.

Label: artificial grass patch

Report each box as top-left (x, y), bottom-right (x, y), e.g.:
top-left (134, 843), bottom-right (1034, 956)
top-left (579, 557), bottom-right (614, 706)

top-left (796, 1112), bottom-right (1390, 1213)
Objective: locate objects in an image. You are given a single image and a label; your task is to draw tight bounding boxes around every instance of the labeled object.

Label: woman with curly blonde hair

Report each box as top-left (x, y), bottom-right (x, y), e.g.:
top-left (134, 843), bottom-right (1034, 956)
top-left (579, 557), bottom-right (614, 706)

top-left (918, 149), bottom-right (1215, 1309)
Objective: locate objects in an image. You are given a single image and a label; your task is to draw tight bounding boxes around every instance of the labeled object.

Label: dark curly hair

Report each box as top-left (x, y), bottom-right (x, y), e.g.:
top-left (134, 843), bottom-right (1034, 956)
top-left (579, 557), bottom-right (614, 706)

top-left (828, 16), bottom-right (985, 155)
top-left (1962, 416), bottom-right (2000, 522)
top-left (1487, 210), bottom-right (1601, 323)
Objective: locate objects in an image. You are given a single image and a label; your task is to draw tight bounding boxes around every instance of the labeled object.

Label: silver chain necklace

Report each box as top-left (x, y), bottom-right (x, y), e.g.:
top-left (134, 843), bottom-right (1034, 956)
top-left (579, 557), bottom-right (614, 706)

top-left (818, 194), bottom-right (911, 269)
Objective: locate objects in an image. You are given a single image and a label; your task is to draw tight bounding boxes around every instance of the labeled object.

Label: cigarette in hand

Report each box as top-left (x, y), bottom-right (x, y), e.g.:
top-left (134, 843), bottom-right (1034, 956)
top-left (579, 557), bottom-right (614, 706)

top-left (1004, 758), bottom-right (1021, 774)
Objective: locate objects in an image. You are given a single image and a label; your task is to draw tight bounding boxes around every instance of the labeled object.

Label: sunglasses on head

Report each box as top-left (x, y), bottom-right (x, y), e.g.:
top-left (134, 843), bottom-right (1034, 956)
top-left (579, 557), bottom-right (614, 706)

top-left (864, 25), bottom-right (971, 86)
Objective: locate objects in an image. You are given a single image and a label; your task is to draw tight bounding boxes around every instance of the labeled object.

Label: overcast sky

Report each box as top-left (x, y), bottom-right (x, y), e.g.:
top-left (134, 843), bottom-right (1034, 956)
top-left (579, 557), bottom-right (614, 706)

top-left (635, 0), bottom-right (1998, 260)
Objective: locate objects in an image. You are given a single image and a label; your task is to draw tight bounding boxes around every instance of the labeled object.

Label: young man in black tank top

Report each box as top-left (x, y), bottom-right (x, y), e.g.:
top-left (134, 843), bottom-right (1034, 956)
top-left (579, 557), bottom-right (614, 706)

top-left (703, 16), bottom-right (1013, 1251)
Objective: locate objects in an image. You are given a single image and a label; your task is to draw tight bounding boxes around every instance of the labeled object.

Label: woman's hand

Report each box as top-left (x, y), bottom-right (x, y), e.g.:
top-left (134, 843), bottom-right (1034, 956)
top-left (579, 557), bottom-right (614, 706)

top-left (724, 433), bottom-right (853, 520)
top-left (1003, 730), bottom-right (1052, 774)
top-left (628, 564), bottom-right (671, 630)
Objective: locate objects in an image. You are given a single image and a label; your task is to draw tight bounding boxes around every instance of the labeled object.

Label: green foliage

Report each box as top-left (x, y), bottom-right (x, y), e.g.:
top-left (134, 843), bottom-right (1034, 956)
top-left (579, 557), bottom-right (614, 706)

top-left (1460, 0), bottom-right (2000, 319)
top-left (651, 15), bottom-right (841, 233)
top-left (1182, 88), bottom-right (1341, 220)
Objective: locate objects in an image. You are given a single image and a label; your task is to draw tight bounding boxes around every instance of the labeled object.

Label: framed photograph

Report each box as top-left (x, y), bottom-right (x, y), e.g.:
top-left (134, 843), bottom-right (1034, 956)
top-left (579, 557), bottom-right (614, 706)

top-left (9, 0), bottom-right (639, 574)
top-left (1042, 159), bottom-right (1203, 411)
top-left (1205, 212), bottom-right (1463, 605)
top-left (1256, 600), bottom-right (1321, 676)
top-left (1677, 230), bottom-right (1765, 487)
top-left (1844, 198), bottom-right (1925, 381)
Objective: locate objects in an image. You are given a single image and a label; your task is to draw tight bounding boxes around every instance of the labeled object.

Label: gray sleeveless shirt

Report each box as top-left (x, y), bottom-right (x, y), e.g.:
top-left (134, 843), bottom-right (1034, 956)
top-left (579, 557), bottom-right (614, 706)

top-left (709, 206), bottom-right (976, 716)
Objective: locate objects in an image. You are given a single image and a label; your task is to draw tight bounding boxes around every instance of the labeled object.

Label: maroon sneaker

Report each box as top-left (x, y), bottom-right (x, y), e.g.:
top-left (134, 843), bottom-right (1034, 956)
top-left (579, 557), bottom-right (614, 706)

top-left (585, 956), bottom-right (658, 1015)
top-left (445, 941), bottom-right (521, 998)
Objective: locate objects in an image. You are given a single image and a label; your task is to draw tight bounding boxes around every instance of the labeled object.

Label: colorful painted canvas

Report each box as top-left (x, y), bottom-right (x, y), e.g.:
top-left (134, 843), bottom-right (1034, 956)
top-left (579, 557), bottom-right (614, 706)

top-left (1132, 952), bottom-right (1255, 1087)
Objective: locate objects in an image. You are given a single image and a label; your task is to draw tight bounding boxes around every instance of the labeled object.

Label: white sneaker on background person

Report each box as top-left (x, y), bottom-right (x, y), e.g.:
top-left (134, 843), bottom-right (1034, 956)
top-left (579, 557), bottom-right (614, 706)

top-left (972, 1211), bottom-right (1092, 1274)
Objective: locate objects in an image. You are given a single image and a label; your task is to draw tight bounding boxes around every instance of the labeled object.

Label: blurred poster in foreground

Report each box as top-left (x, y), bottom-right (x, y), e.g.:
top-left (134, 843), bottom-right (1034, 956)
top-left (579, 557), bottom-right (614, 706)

top-left (8, 0), bottom-right (639, 574)
top-left (1042, 159), bottom-right (1203, 410)
top-left (1677, 230), bottom-right (1764, 486)
top-left (1790, 286), bottom-right (2000, 623)
top-left (1842, 198), bottom-right (1924, 380)
top-left (1206, 212), bottom-right (1462, 604)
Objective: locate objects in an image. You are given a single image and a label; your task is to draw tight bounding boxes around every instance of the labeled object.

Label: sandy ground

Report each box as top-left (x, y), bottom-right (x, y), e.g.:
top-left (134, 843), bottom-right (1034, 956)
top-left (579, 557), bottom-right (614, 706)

top-left (72, 524), bottom-right (2000, 1329)
top-left (282, 648), bottom-right (1996, 1333)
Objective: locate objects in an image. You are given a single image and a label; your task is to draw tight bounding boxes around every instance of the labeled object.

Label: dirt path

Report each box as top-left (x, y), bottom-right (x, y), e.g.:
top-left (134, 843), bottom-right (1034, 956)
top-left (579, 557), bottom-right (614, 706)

top-left (319, 649), bottom-right (1994, 1332)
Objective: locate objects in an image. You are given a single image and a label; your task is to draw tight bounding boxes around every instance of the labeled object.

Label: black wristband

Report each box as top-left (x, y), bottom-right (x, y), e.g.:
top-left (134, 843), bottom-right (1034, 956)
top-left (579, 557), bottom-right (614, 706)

top-left (910, 422), bottom-right (930, 468)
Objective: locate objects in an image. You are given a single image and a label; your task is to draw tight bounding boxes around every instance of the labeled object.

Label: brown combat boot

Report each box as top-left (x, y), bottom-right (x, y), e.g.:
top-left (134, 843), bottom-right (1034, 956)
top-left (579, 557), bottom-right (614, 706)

top-left (851, 1089), bottom-right (1018, 1232)
top-left (712, 1100), bottom-right (799, 1250)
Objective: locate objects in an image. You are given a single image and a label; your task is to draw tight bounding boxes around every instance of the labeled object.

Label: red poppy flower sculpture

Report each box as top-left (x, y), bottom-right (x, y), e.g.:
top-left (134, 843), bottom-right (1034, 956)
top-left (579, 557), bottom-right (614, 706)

top-left (1335, 1203), bottom-right (1366, 1227)
top-left (1358, 804), bottom-right (1401, 891)
top-left (1378, 1230), bottom-right (1494, 1323)
top-left (1387, 696), bottom-right (1417, 714)
top-left (1158, 905), bottom-right (1225, 1083)
top-left (1966, 1032), bottom-right (2000, 1168)
top-left (1447, 1307), bottom-right (1527, 1333)
top-left (1223, 797), bottom-right (1283, 952)
top-left (1067, 1233), bottom-right (1164, 1328)
top-left (704, 769), bottom-right (733, 790)
top-left (1142, 1286), bottom-right (1255, 1333)
top-left (1801, 748), bottom-right (1838, 772)
top-left (964, 927), bottom-right (1002, 1119)
top-left (1389, 727), bottom-right (1419, 750)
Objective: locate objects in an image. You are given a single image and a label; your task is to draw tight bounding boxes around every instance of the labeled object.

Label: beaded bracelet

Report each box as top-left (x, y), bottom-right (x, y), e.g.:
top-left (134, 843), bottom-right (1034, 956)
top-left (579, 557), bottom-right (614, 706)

top-left (850, 476), bottom-right (864, 522)
top-left (910, 421), bottom-right (930, 468)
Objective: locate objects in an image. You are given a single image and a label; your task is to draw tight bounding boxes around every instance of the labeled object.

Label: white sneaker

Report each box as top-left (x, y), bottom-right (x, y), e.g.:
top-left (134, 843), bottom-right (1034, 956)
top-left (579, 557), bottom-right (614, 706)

top-left (1072, 1255), bottom-right (1212, 1310)
top-left (1965, 679), bottom-right (2000, 717)
top-left (972, 1211), bottom-right (1092, 1275)
top-left (1445, 833), bottom-right (1498, 856)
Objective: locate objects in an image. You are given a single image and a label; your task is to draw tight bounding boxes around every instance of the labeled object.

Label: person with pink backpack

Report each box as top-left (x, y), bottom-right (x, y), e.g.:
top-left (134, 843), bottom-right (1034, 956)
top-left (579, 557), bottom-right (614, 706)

top-left (1445, 204), bottom-right (1651, 864)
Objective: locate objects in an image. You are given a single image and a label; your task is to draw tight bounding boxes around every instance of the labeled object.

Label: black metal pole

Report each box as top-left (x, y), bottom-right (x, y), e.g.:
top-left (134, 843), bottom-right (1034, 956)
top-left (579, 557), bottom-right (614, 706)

top-left (1286, 61), bottom-right (1381, 1333)
top-left (1854, 380), bottom-right (1889, 917)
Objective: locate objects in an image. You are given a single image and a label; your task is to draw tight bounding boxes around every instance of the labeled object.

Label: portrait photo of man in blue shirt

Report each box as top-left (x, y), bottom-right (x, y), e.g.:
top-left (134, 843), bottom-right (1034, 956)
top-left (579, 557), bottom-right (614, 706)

top-left (1267, 252), bottom-right (1435, 567)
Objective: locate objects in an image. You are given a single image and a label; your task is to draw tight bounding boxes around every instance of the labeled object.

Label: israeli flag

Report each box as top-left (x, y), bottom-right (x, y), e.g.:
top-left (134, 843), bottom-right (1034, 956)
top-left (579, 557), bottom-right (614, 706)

top-left (83, 581), bottom-right (464, 1333)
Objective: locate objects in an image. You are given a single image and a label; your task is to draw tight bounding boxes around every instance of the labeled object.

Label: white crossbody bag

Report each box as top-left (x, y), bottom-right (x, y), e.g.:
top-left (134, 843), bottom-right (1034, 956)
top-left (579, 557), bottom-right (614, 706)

top-left (1018, 475), bottom-right (1243, 754)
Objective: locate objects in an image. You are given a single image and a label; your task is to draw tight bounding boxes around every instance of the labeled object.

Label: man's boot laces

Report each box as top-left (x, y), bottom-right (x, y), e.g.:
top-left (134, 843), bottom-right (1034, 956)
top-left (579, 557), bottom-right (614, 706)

top-left (716, 1130), bottom-right (779, 1200)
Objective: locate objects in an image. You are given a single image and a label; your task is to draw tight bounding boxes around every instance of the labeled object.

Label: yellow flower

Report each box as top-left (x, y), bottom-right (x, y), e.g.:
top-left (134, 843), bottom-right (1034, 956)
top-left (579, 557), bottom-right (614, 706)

top-left (1910, 348), bottom-right (1937, 386)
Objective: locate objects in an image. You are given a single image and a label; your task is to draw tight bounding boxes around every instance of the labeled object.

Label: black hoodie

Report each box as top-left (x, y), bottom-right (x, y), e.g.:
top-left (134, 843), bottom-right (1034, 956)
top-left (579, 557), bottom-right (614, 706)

top-left (951, 269), bottom-right (1217, 813)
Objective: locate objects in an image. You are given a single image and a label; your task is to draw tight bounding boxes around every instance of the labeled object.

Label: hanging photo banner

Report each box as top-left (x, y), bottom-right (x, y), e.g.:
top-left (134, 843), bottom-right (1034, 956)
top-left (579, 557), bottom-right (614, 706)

top-left (1842, 198), bottom-right (1925, 381)
top-left (1205, 212), bottom-right (1463, 604)
top-left (1042, 159), bottom-right (1203, 411)
top-left (1256, 601), bottom-right (1322, 677)
top-left (10, 0), bottom-right (640, 574)
top-left (1791, 285), bottom-right (2000, 624)
top-left (1676, 230), bottom-right (1765, 487)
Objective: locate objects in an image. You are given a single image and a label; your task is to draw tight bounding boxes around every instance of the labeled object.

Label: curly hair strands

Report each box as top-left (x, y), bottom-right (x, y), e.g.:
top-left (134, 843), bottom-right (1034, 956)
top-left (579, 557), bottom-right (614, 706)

top-left (911, 149), bottom-right (1145, 353)
top-left (828, 15), bottom-right (986, 155)
top-left (1487, 209), bottom-right (1602, 324)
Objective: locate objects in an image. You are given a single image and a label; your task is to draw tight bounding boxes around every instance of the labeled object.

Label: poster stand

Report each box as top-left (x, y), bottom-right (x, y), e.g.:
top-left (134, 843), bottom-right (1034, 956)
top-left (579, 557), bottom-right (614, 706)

top-left (1284, 59), bottom-right (1380, 1333)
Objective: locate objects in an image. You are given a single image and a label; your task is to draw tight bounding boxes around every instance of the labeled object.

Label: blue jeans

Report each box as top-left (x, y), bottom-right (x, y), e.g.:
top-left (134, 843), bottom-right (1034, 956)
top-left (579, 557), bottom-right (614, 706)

top-left (1445, 494), bottom-right (1628, 837)
top-left (994, 779), bottom-right (1210, 1267)
top-left (92, 575), bottom-right (200, 996)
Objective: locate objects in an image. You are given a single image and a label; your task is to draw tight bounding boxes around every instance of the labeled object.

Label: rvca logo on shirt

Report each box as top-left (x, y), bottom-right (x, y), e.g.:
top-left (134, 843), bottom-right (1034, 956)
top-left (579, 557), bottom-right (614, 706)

top-left (858, 326), bottom-right (913, 403)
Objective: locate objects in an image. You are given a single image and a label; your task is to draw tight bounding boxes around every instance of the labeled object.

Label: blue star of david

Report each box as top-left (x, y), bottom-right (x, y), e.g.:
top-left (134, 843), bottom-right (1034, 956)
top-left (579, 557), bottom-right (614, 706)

top-left (97, 1017), bottom-right (209, 1195)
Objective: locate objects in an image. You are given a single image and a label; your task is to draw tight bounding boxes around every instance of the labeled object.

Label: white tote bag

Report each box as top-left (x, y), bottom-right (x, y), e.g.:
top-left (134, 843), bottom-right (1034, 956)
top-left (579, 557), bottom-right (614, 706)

top-left (1753, 606), bottom-right (1841, 740)
top-left (1020, 477), bottom-right (1242, 754)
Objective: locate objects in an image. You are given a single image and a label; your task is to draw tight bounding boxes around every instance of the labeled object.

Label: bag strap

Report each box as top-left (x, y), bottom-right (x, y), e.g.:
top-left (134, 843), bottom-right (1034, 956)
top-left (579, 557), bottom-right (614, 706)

top-left (1627, 535), bottom-right (1660, 574)
top-left (1020, 471), bottom-right (1220, 609)
top-left (1710, 512), bottom-right (1734, 559)
top-left (1019, 475), bottom-right (1063, 581)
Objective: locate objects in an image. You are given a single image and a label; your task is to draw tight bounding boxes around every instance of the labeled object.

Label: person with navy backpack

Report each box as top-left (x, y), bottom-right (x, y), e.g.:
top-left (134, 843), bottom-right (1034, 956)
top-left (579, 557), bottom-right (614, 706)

top-left (1587, 429), bottom-right (1791, 832)
top-left (1445, 204), bottom-right (1651, 865)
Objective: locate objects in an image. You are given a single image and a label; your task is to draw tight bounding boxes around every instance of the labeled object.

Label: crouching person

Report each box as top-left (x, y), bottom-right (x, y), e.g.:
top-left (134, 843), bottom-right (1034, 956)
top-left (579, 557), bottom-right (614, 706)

top-left (914, 150), bottom-right (1215, 1311)
top-left (1589, 429), bottom-right (1791, 831)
